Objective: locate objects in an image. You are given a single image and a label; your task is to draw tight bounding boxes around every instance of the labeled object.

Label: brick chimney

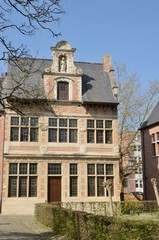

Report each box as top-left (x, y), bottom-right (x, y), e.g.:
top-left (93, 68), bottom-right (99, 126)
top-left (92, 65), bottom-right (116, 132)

top-left (102, 54), bottom-right (112, 72)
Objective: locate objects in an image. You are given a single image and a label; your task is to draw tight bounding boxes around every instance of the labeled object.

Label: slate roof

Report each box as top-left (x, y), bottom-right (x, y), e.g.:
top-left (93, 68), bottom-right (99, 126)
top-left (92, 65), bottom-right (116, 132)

top-left (4, 57), bottom-right (117, 105)
top-left (140, 99), bottom-right (159, 129)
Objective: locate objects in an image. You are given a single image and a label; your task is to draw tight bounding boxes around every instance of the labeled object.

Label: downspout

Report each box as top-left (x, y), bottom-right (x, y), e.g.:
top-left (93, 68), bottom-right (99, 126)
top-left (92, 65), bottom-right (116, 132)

top-left (0, 112), bottom-right (5, 213)
top-left (141, 130), bottom-right (146, 200)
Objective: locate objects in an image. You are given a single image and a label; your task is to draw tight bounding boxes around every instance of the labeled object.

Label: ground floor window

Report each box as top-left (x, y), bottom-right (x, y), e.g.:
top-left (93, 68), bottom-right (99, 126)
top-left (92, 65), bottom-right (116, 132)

top-left (87, 163), bottom-right (114, 197)
top-left (70, 163), bottom-right (78, 197)
top-left (8, 163), bottom-right (37, 197)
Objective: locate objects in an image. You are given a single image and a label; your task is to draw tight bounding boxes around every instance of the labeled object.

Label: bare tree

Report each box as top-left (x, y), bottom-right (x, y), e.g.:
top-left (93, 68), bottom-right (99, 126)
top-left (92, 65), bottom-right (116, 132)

top-left (0, 0), bottom-right (64, 110)
top-left (115, 62), bottom-right (159, 197)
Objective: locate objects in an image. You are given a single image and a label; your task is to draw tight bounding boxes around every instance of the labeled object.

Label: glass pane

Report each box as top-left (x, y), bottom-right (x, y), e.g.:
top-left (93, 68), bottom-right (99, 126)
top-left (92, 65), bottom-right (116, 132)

top-left (49, 118), bottom-right (57, 127)
top-left (48, 163), bottom-right (61, 174)
top-left (69, 129), bottom-right (77, 143)
top-left (59, 129), bottom-right (67, 142)
top-left (105, 120), bottom-right (112, 128)
top-left (29, 177), bottom-right (37, 197)
top-left (30, 128), bottom-right (38, 142)
top-left (19, 163), bottom-right (28, 174)
top-left (11, 117), bottom-right (19, 125)
top-left (105, 130), bottom-right (112, 144)
top-left (96, 120), bottom-right (103, 128)
top-left (20, 127), bottom-right (28, 141)
top-left (69, 119), bottom-right (77, 127)
top-left (70, 176), bottom-right (77, 197)
top-left (88, 177), bottom-right (95, 196)
top-left (48, 129), bottom-right (57, 142)
top-left (106, 177), bottom-right (114, 196)
top-left (70, 164), bottom-right (77, 175)
top-left (96, 130), bottom-right (103, 143)
top-left (10, 127), bottom-right (19, 141)
top-left (97, 164), bottom-right (104, 175)
top-left (87, 164), bottom-right (95, 175)
top-left (87, 120), bottom-right (94, 128)
top-left (19, 177), bottom-right (27, 197)
top-left (9, 163), bottom-right (18, 174)
top-left (21, 117), bottom-right (29, 126)
top-left (29, 163), bottom-right (37, 174)
top-left (97, 177), bottom-right (104, 196)
top-left (8, 177), bottom-right (17, 197)
top-left (106, 164), bottom-right (113, 175)
top-left (59, 119), bottom-right (67, 127)
top-left (87, 130), bottom-right (94, 143)
top-left (30, 117), bottom-right (38, 126)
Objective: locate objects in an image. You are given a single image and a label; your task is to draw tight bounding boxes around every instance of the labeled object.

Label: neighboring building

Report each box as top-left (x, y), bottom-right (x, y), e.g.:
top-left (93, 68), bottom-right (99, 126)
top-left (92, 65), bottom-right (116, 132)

top-left (122, 132), bottom-right (143, 194)
top-left (140, 100), bottom-right (159, 200)
top-left (1, 41), bottom-right (120, 215)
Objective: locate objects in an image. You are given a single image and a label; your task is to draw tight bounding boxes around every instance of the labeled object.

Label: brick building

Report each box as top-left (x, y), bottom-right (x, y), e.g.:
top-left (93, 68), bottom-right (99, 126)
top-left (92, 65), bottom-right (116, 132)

top-left (122, 132), bottom-right (143, 194)
top-left (140, 100), bottom-right (159, 200)
top-left (1, 41), bottom-right (120, 214)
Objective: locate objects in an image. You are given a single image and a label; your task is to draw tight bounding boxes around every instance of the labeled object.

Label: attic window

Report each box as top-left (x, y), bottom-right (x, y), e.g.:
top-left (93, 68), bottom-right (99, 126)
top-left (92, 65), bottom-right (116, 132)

top-left (57, 81), bottom-right (69, 100)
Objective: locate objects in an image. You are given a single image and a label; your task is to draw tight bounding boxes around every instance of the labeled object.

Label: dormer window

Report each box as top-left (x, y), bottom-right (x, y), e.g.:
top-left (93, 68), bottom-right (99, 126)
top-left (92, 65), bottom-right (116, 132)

top-left (57, 81), bottom-right (69, 100)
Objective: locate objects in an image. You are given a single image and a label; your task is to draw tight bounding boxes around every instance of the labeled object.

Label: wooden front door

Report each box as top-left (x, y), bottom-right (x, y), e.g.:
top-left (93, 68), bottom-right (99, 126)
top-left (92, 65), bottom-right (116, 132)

top-left (48, 177), bottom-right (61, 202)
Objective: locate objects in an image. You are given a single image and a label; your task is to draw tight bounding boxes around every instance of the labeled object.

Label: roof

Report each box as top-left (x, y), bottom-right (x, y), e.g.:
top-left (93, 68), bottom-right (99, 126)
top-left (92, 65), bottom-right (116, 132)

top-left (4, 57), bottom-right (117, 105)
top-left (140, 99), bottom-right (159, 129)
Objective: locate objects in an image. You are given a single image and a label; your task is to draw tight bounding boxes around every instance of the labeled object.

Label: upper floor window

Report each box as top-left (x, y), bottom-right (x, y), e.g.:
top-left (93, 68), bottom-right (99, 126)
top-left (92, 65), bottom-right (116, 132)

top-left (87, 119), bottom-right (113, 144)
top-left (48, 118), bottom-right (77, 143)
top-left (57, 81), bottom-right (69, 100)
top-left (10, 116), bottom-right (38, 142)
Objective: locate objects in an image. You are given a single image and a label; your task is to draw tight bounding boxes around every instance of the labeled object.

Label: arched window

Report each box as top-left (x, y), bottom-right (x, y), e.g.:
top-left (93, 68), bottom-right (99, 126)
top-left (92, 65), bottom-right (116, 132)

top-left (57, 81), bottom-right (69, 100)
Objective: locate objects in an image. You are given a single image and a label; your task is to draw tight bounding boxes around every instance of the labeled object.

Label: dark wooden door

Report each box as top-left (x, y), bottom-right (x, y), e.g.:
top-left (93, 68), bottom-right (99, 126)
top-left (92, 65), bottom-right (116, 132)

top-left (48, 177), bottom-right (61, 202)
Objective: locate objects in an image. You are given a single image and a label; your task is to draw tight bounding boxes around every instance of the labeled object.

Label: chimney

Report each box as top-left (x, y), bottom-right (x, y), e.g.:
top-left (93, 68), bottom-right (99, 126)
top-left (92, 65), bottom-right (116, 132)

top-left (102, 54), bottom-right (118, 98)
top-left (102, 54), bottom-right (112, 72)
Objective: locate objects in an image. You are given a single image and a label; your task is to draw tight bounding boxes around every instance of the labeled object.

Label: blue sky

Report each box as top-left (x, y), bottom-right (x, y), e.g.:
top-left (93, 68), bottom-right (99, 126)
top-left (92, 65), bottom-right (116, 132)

top-left (2, 0), bottom-right (159, 85)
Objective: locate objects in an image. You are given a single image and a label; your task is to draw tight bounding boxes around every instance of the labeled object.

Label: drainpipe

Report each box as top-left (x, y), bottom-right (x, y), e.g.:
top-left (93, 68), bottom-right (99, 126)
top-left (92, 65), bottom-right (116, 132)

top-left (0, 112), bottom-right (5, 213)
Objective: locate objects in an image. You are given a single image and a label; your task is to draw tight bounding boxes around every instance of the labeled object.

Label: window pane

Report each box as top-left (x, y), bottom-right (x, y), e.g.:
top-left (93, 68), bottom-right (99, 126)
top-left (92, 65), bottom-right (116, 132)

top-left (8, 177), bottom-right (17, 197)
top-left (59, 129), bottom-right (67, 142)
top-left (97, 177), bottom-right (104, 196)
top-left (97, 164), bottom-right (104, 175)
top-left (96, 130), bottom-right (103, 143)
top-left (11, 117), bottom-right (19, 125)
top-left (48, 163), bottom-right (61, 174)
top-left (19, 177), bottom-right (27, 197)
top-left (106, 177), bottom-right (114, 196)
top-left (69, 129), bottom-right (77, 143)
top-left (29, 177), bottom-right (37, 197)
top-left (70, 164), bottom-right (77, 175)
top-left (21, 117), bottom-right (29, 126)
top-left (106, 164), bottom-right (113, 175)
top-left (30, 128), bottom-right (38, 142)
top-left (10, 127), bottom-right (19, 141)
top-left (96, 120), bottom-right (103, 128)
top-left (105, 130), bottom-right (112, 143)
top-left (29, 163), bottom-right (37, 174)
top-left (87, 130), bottom-right (94, 143)
top-left (70, 176), bottom-right (77, 197)
top-left (30, 117), bottom-right (38, 126)
top-left (88, 177), bottom-right (95, 196)
top-left (9, 163), bottom-right (18, 174)
top-left (20, 127), bottom-right (28, 141)
top-left (105, 120), bottom-right (112, 128)
top-left (48, 129), bottom-right (57, 142)
top-left (87, 120), bottom-right (94, 128)
top-left (87, 164), bottom-right (95, 175)
top-left (49, 118), bottom-right (57, 127)
top-left (19, 163), bottom-right (28, 174)
top-left (69, 119), bottom-right (77, 127)
top-left (59, 119), bottom-right (67, 127)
